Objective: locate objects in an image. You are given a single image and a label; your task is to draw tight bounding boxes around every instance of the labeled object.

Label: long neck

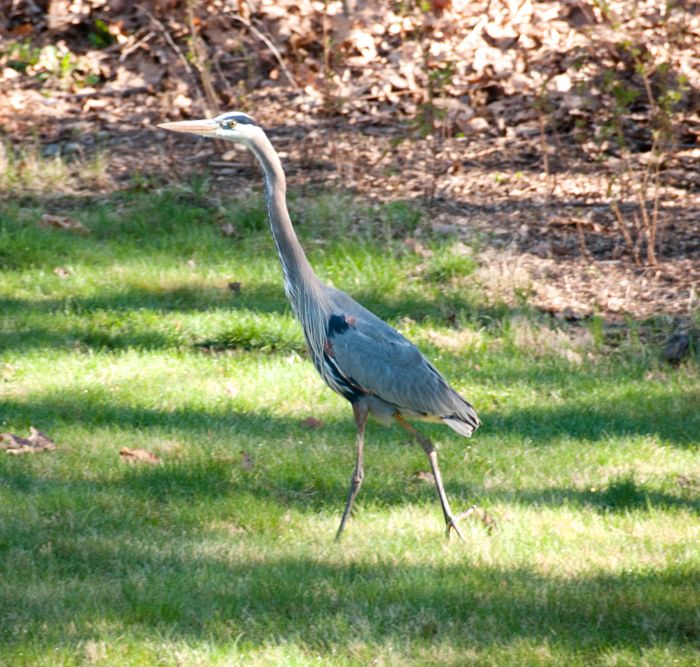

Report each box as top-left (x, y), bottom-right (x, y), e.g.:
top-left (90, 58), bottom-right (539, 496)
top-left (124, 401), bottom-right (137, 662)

top-left (247, 132), bottom-right (327, 317)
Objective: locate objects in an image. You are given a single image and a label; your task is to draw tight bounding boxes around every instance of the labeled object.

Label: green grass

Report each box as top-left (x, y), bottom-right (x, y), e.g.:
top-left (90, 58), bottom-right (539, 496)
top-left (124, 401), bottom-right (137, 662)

top-left (1, 182), bottom-right (699, 666)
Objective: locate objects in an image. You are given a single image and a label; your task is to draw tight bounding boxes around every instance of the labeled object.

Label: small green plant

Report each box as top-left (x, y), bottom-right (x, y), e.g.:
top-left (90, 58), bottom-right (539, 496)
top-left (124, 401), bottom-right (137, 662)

top-left (592, 41), bottom-right (687, 266)
top-left (424, 246), bottom-right (477, 283)
top-left (380, 200), bottom-right (422, 236)
top-left (588, 315), bottom-right (606, 349)
top-left (87, 19), bottom-right (116, 49)
top-left (1, 40), bottom-right (102, 90)
top-left (3, 40), bottom-right (42, 73)
top-left (231, 198), bottom-right (268, 233)
top-left (204, 314), bottom-right (305, 353)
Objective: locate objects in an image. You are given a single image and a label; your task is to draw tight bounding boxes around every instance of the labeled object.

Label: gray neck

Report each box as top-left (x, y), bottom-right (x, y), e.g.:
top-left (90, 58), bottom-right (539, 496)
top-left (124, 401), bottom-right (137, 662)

top-left (247, 133), bottom-right (329, 324)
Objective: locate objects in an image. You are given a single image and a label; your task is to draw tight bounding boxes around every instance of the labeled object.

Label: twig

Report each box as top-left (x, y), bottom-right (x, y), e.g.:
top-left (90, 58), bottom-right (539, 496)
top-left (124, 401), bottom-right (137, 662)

top-left (609, 197), bottom-right (638, 264)
top-left (119, 30), bottom-right (156, 62)
top-left (144, 8), bottom-right (208, 116)
top-left (537, 105), bottom-right (555, 199)
top-left (575, 219), bottom-right (591, 260)
top-left (647, 155), bottom-right (662, 264)
top-left (227, 9), bottom-right (300, 92)
top-left (145, 10), bottom-right (195, 78)
top-left (212, 54), bottom-right (236, 102)
top-left (186, 0), bottom-right (220, 116)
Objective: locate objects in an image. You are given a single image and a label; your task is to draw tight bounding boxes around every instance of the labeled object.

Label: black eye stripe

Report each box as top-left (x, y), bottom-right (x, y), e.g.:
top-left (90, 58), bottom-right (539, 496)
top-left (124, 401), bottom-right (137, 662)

top-left (220, 114), bottom-right (257, 126)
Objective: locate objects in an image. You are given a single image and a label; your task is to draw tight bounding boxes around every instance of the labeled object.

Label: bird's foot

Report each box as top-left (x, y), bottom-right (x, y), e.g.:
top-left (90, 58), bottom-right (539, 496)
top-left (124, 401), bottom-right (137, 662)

top-left (445, 506), bottom-right (497, 539)
top-left (444, 513), bottom-right (466, 541)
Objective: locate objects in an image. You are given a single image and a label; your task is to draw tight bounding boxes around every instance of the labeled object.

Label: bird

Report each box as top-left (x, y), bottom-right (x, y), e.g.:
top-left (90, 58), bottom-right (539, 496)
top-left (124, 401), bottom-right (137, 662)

top-left (159, 111), bottom-right (481, 540)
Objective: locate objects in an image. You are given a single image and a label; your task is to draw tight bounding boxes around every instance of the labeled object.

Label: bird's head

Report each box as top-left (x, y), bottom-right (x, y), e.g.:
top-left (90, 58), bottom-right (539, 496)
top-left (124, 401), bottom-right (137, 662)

top-left (158, 111), bottom-right (262, 145)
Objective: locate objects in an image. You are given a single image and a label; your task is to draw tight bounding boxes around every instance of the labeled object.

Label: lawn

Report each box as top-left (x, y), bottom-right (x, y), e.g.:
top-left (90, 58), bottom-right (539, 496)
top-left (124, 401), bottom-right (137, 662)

top-left (0, 180), bottom-right (699, 666)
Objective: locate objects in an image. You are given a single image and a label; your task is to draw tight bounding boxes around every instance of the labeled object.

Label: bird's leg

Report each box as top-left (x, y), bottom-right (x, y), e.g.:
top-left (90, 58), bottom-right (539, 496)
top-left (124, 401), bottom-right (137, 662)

top-left (335, 402), bottom-right (369, 542)
top-left (395, 415), bottom-right (465, 541)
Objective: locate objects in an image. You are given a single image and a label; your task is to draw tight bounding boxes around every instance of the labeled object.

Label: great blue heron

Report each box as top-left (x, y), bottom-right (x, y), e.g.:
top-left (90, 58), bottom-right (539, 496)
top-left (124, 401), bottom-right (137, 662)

top-left (159, 112), bottom-right (481, 540)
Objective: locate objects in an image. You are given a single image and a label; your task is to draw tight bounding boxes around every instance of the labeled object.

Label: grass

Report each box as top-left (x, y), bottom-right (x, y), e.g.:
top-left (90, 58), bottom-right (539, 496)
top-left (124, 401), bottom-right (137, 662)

top-left (0, 176), bottom-right (699, 666)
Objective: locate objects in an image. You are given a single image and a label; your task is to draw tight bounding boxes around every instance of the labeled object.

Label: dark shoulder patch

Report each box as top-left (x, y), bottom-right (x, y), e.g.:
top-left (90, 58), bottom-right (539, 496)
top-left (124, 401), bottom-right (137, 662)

top-left (328, 314), bottom-right (360, 336)
top-left (328, 314), bottom-right (349, 336)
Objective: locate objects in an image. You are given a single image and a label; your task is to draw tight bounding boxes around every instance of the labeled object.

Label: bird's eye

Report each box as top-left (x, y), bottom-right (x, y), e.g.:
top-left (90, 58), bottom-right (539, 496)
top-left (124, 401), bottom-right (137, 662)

top-left (222, 119), bottom-right (237, 130)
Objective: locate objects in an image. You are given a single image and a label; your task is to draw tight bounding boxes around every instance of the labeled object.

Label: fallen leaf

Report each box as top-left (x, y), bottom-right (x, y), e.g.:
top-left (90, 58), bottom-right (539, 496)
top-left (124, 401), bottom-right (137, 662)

top-left (677, 475), bottom-right (698, 488)
top-left (240, 450), bottom-right (254, 470)
top-left (458, 506), bottom-right (498, 534)
top-left (227, 281), bottom-right (242, 294)
top-left (0, 426), bottom-right (57, 455)
top-left (39, 213), bottom-right (90, 234)
top-left (221, 222), bottom-right (236, 237)
top-left (301, 417), bottom-right (324, 429)
top-left (209, 520), bottom-right (247, 534)
top-left (119, 447), bottom-right (161, 465)
top-left (404, 237), bottom-right (433, 257)
top-left (414, 470), bottom-right (435, 484)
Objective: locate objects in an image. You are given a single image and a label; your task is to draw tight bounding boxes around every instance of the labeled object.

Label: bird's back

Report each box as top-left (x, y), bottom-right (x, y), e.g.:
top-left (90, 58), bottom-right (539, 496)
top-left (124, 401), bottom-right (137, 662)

top-left (311, 285), bottom-right (480, 437)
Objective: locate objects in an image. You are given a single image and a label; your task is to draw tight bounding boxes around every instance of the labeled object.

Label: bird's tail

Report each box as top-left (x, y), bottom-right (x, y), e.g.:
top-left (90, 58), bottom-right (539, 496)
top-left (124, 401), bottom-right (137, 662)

top-left (442, 399), bottom-right (481, 438)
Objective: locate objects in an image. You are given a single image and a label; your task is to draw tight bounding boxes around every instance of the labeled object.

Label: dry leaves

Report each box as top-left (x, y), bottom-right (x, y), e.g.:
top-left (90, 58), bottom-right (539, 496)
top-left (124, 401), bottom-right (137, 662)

top-left (301, 417), bottom-right (324, 429)
top-left (39, 213), bottom-right (90, 234)
top-left (0, 426), bottom-right (57, 454)
top-left (119, 447), bottom-right (161, 465)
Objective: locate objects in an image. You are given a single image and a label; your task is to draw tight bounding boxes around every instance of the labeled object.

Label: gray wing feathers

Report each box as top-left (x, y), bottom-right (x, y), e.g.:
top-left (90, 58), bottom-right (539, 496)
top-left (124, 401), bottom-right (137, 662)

top-left (326, 289), bottom-right (480, 433)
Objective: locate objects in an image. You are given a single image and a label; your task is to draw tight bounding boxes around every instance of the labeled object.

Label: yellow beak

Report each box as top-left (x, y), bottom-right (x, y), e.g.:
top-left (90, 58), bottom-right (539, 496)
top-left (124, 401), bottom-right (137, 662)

top-left (157, 119), bottom-right (219, 135)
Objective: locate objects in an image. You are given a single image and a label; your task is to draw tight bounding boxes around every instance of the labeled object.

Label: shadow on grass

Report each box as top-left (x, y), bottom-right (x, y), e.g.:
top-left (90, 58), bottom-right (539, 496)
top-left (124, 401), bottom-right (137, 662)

top-left (0, 519), bottom-right (698, 657)
top-left (1, 388), bottom-right (698, 517)
top-left (0, 284), bottom-right (288, 317)
top-left (1, 358), bottom-right (698, 450)
top-left (6, 460), bottom-right (698, 521)
top-left (0, 282), bottom-right (510, 353)
top-left (490, 395), bottom-right (700, 450)
top-left (479, 482), bottom-right (700, 515)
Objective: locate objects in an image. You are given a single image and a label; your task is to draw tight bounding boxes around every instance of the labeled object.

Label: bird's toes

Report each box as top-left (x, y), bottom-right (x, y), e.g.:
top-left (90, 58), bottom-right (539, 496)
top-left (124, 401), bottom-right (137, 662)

top-left (445, 517), bottom-right (466, 542)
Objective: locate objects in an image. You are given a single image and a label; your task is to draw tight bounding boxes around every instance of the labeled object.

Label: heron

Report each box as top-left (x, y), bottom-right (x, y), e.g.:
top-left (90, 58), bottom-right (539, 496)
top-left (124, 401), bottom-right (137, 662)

top-left (159, 112), bottom-right (481, 540)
